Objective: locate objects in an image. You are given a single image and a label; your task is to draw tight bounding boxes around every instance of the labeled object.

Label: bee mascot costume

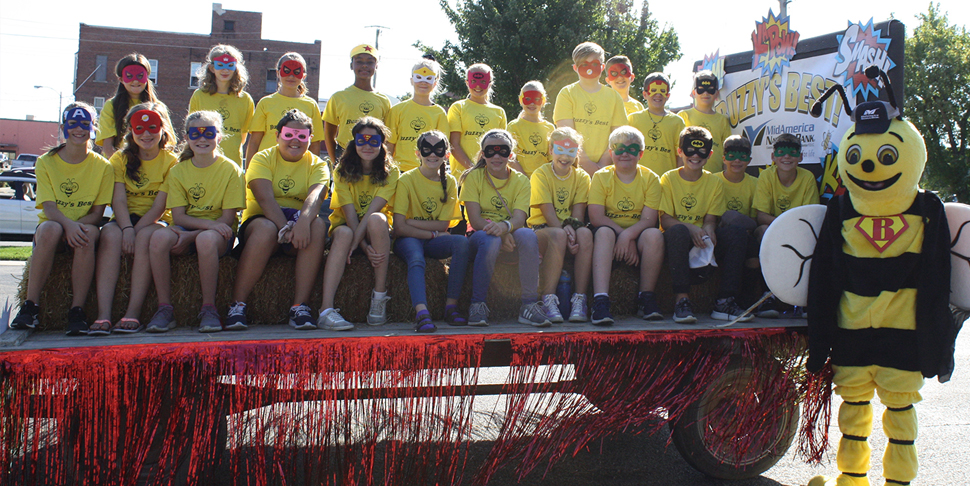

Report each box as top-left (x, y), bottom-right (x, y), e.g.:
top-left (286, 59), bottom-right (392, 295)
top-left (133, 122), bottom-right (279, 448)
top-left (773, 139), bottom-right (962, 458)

top-left (803, 66), bottom-right (961, 486)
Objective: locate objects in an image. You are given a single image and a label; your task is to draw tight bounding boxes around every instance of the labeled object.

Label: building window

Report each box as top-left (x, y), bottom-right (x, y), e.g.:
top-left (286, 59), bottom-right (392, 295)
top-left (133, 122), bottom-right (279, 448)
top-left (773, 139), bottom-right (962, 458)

top-left (189, 62), bottom-right (202, 89)
top-left (266, 69), bottom-right (277, 93)
top-left (95, 55), bottom-right (108, 82)
top-left (148, 59), bottom-right (158, 84)
top-left (93, 97), bottom-right (105, 114)
top-left (224, 20), bottom-right (235, 31)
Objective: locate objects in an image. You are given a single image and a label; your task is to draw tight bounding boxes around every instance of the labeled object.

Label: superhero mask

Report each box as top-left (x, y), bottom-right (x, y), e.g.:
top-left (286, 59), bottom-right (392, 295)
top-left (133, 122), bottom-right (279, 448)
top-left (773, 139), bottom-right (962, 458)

top-left (121, 64), bottom-right (149, 84)
top-left (483, 144), bottom-right (511, 158)
top-left (418, 138), bottom-right (447, 157)
top-left (280, 126), bottom-right (310, 142)
top-left (611, 143), bottom-right (642, 156)
top-left (279, 60), bottom-right (305, 79)
top-left (130, 110), bottom-right (162, 135)
top-left (694, 77), bottom-right (718, 95)
top-left (681, 136), bottom-right (713, 158)
top-left (412, 67), bottom-right (437, 85)
top-left (724, 150), bottom-right (752, 162)
top-left (606, 64), bottom-right (634, 82)
top-left (213, 54), bottom-right (237, 71)
top-left (811, 65), bottom-right (926, 216)
top-left (355, 132), bottom-right (383, 148)
top-left (552, 139), bottom-right (578, 157)
top-left (187, 126), bottom-right (217, 140)
top-left (62, 107), bottom-right (93, 139)
top-left (772, 144), bottom-right (801, 158)
top-left (520, 90), bottom-right (543, 106)
top-left (576, 61), bottom-right (604, 79)
top-left (467, 71), bottom-right (491, 91)
top-left (646, 80), bottom-right (669, 97)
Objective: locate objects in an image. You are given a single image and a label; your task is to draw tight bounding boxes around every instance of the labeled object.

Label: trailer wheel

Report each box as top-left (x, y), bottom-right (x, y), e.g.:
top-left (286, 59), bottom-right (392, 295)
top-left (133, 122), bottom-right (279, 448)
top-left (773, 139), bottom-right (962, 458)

top-left (671, 359), bottom-right (799, 480)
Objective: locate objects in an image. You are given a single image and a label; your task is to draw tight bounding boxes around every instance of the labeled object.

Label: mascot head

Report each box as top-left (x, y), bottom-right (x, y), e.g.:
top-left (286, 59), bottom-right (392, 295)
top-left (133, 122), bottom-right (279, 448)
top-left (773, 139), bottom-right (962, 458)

top-left (811, 66), bottom-right (926, 216)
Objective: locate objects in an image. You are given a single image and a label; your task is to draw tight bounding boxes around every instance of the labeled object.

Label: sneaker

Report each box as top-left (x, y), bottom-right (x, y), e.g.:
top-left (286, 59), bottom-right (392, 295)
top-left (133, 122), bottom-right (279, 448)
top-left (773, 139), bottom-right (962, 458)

top-left (198, 304), bottom-right (223, 333)
top-left (444, 305), bottom-right (467, 326)
top-left (468, 302), bottom-right (489, 327)
top-left (636, 292), bottom-right (664, 321)
top-left (542, 294), bottom-right (564, 323)
top-left (711, 297), bottom-right (754, 322)
top-left (318, 308), bottom-right (353, 331)
top-left (755, 292), bottom-right (780, 318)
top-left (519, 301), bottom-right (552, 327)
top-left (225, 301), bottom-right (248, 331)
top-left (11, 300), bottom-right (39, 330)
top-left (288, 303), bottom-right (317, 330)
top-left (414, 309), bottom-right (436, 333)
top-left (146, 305), bottom-right (177, 333)
top-left (367, 292), bottom-right (391, 326)
top-left (591, 295), bottom-right (614, 326)
top-left (673, 298), bottom-right (697, 324)
top-left (568, 293), bottom-right (588, 322)
top-left (66, 306), bottom-right (88, 336)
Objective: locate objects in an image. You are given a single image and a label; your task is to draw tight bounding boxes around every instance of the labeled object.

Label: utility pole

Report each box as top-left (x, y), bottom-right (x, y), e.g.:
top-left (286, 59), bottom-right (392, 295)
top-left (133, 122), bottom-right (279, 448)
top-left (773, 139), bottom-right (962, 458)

top-left (779, 0), bottom-right (791, 18)
top-left (364, 25), bottom-right (390, 88)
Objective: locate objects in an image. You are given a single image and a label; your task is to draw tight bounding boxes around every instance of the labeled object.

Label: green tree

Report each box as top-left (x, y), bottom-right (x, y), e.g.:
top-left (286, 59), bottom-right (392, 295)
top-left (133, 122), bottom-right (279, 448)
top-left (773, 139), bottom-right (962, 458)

top-left (906, 3), bottom-right (970, 202)
top-left (416, 0), bottom-right (680, 119)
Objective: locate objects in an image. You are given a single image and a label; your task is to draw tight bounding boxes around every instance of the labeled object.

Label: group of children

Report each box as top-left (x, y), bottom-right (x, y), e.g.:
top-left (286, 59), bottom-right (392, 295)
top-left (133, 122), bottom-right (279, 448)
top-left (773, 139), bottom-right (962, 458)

top-left (11, 39), bottom-right (820, 335)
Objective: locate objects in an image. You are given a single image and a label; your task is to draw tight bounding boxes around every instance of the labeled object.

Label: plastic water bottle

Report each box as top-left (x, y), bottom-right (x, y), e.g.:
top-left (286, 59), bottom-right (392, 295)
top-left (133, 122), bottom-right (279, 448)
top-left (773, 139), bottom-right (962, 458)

top-left (556, 270), bottom-right (572, 316)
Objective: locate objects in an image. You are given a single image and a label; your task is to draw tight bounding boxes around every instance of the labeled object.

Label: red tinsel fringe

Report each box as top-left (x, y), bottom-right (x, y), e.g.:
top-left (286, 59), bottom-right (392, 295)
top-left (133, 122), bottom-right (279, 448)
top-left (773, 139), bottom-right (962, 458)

top-left (1, 330), bottom-right (826, 485)
top-left (797, 361), bottom-right (835, 465)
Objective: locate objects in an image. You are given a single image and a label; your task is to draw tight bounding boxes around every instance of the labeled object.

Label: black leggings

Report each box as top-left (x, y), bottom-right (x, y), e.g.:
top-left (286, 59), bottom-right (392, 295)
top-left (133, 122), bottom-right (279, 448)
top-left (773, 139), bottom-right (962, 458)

top-left (663, 224), bottom-right (747, 298)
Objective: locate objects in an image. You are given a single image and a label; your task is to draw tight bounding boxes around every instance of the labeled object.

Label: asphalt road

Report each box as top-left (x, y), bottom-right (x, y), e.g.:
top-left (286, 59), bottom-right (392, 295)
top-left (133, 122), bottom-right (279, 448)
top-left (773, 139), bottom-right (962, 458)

top-left (0, 259), bottom-right (967, 485)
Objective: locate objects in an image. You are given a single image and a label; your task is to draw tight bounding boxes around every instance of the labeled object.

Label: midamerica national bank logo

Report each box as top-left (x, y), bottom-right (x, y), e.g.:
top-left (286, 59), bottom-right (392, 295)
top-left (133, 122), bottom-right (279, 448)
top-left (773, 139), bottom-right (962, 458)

top-left (833, 19), bottom-right (896, 100)
top-left (751, 9), bottom-right (799, 77)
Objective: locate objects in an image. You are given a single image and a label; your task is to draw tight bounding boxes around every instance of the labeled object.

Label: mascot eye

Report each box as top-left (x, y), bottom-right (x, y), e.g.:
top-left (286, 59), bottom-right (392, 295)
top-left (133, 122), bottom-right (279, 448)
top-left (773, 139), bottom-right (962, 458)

top-left (877, 145), bottom-right (898, 166)
top-left (846, 145), bottom-right (862, 165)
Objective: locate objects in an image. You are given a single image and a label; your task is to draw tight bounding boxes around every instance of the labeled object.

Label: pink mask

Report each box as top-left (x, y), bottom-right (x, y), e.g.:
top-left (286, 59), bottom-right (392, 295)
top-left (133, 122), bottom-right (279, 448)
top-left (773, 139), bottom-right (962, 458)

top-left (467, 71), bottom-right (491, 91)
top-left (121, 64), bottom-right (148, 84)
top-left (280, 126), bottom-right (310, 142)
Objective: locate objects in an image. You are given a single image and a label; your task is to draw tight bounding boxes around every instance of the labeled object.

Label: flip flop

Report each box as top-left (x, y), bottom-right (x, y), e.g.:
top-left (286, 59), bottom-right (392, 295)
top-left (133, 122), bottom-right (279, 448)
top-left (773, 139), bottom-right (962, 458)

top-left (112, 317), bottom-right (143, 334)
top-left (89, 319), bottom-right (111, 336)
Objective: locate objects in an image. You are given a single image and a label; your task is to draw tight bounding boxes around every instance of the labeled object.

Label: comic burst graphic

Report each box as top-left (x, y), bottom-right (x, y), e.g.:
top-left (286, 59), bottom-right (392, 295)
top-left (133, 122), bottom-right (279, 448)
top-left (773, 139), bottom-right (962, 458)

top-left (834, 19), bottom-right (896, 100)
top-left (751, 9), bottom-right (799, 77)
top-left (702, 50), bottom-right (725, 87)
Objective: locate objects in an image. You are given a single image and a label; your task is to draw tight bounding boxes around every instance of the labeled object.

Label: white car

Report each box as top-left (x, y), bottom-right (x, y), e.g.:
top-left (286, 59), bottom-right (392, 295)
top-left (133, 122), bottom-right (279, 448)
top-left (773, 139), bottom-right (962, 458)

top-left (9, 154), bottom-right (39, 169)
top-left (0, 171), bottom-right (113, 239)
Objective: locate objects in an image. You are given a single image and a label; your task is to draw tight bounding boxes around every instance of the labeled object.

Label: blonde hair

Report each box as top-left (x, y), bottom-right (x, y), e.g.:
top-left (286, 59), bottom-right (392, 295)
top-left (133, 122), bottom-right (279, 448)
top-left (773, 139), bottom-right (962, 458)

top-left (517, 80), bottom-right (548, 120)
top-left (548, 127), bottom-right (584, 168)
top-left (198, 44), bottom-right (249, 95)
top-left (608, 125), bottom-right (645, 147)
top-left (178, 110), bottom-right (224, 162)
top-left (410, 58), bottom-right (444, 97)
top-left (277, 52), bottom-right (309, 95)
top-left (466, 63), bottom-right (494, 103)
top-left (572, 42), bottom-right (605, 65)
top-left (459, 129), bottom-right (516, 185)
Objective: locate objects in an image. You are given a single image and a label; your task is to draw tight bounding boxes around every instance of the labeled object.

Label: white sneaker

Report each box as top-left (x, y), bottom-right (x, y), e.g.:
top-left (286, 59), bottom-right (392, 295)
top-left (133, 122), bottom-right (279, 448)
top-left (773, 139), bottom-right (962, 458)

top-left (542, 294), bottom-right (564, 323)
top-left (367, 292), bottom-right (391, 326)
top-left (318, 308), bottom-right (353, 331)
top-left (568, 293), bottom-right (588, 322)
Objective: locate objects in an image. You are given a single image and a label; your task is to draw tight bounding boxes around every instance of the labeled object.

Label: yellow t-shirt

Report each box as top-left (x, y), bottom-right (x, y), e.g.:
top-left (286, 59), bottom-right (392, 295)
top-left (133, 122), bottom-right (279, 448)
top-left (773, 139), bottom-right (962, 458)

top-left (386, 100), bottom-right (450, 173)
top-left (95, 95), bottom-right (142, 148)
top-left (623, 98), bottom-right (644, 116)
top-left (628, 109), bottom-right (686, 176)
top-left (752, 166), bottom-right (820, 217)
top-left (189, 90), bottom-right (255, 165)
top-left (659, 168), bottom-right (726, 229)
top-left (164, 155), bottom-right (245, 227)
top-left (459, 168), bottom-right (530, 223)
top-left (249, 92), bottom-right (325, 153)
top-left (552, 82), bottom-right (628, 163)
top-left (678, 108), bottom-right (732, 170)
top-left (718, 172), bottom-right (759, 219)
top-left (322, 85), bottom-right (393, 149)
top-left (328, 166), bottom-right (400, 234)
top-left (109, 149), bottom-right (178, 222)
top-left (447, 99), bottom-right (508, 169)
top-left (527, 164), bottom-right (591, 227)
top-left (35, 151), bottom-right (113, 223)
top-left (242, 147), bottom-right (331, 221)
top-left (507, 117), bottom-right (556, 178)
top-left (588, 165), bottom-right (662, 229)
top-left (393, 168), bottom-right (461, 227)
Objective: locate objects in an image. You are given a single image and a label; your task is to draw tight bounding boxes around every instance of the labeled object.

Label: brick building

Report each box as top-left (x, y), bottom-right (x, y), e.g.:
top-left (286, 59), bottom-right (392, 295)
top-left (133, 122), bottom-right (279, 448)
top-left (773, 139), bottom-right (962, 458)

top-left (73, 4), bottom-right (321, 134)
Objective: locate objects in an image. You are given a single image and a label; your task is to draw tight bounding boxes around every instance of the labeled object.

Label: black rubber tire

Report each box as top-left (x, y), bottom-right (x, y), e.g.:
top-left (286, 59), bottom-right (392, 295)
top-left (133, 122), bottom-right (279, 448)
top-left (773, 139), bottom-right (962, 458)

top-left (671, 358), bottom-right (799, 480)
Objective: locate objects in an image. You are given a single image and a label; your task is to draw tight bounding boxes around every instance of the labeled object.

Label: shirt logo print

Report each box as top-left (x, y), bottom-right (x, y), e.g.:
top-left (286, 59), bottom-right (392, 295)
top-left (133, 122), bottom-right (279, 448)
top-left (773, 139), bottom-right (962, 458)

top-left (59, 179), bottom-right (79, 197)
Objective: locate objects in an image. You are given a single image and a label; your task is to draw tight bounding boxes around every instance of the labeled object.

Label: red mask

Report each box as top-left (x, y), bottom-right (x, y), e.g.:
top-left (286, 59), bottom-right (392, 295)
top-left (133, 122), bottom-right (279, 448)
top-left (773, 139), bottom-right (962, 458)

top-left (606, 64), bottom-right (634, 82)
top-left (576, 61), bottom-right (603, 79)
top-left (130, 110), bottom-right (162, 135)
top-left (520, 90), bottom-right (543, 106)
top-left (121, 65), bottom-right (149, 84)
top-left (467, 71), bottom-right (491, 91)
top-left (279, 60), bottom-right (305, 79)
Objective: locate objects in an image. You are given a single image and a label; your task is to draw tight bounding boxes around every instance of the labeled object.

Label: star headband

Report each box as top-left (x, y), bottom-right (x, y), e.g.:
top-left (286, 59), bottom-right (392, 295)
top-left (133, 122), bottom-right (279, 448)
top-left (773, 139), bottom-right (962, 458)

top-left (62, 107), bottom-right (93, 139)
top-left (606, 64), bottom-right (634, 82)
top-left (279, 126), bottom-right (310, 142)
top-left (187, 126), bottom-right (217, 140)
top-left (130, 110), bottom-right (162, 135)
top-left (412, 67), bottom-right (437, 85)
top-left (552, 139), bottom-right (578, 157)
top-left (213, 53), bottom-right (237, 71)
top-left (121, 64), bottom-right (148, 84)
top-left (467, 71), bottom-right (491, 91)
top-left (279, 60), bottom-right (305, 79)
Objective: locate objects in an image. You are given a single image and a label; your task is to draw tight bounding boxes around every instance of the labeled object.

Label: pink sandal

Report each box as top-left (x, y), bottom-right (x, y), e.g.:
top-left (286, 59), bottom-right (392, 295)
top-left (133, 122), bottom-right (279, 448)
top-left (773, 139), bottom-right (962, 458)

top-left (89, 319), bottom-right (111, 336)
top-left (111, 317), bottom-right (143, 334)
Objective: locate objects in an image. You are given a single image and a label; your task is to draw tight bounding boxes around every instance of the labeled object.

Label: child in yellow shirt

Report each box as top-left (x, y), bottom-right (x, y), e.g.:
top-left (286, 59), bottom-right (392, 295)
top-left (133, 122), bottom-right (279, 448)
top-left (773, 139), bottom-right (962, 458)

top-left (386, 58), bottom-right (450, 173)
top-left (322, 44), bottom-right (392, 162)
top-left (588, 126), bottom-right (665, 325)
top-left (12, 102), bottom-right (113, 335)
top-left (448, 63), bottom-right (508, 172)
top-left (189, 44), bottom-right (255, 166)
top-left (96, 53), bottom-right (161, 158)
top-left (678, 70), bottom-right (731, 170)
top-left (628, 72), bottom-right (685, 176)
top-left (507, 80), bottom-right (556, 178)
top-left (605, 55), bottom-right (643, 116)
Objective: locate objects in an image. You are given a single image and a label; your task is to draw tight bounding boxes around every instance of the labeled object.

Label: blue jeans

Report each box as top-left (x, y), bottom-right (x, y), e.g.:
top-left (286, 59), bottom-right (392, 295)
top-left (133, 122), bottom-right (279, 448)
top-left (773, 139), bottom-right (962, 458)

top-left (467, 228), bottom-right (540, 305)
top-left (394, 235), bottom-right (469, 308)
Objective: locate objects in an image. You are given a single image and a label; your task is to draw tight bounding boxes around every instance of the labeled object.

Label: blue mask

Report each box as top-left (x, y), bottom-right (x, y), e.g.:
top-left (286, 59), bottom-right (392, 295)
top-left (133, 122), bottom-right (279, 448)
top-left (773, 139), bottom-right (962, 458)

top-left (62, 107), bottom-right (93, 140)
top-left (187, 126), bottom-right (218, 140)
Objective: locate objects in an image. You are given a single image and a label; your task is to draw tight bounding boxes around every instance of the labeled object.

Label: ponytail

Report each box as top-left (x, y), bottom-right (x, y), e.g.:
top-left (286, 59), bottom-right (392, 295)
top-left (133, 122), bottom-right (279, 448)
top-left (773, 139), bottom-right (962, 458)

top-left (439, 163), bottom-right (448, 203)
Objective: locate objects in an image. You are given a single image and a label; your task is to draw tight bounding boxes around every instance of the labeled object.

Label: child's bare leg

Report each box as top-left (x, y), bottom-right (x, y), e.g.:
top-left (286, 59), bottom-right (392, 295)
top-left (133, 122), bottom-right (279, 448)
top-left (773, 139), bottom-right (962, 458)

top-left (536, 227), bottom-right (567, 295)
top-left (124, 224), bottom-right (163, 319)
top-left (366, 213), bottom-right (391, 293)
top-left (149, 228), bottom-right (179, 305)
top-left (70, 224), bottom-right (100, 308)
top-left (321, 225), bottom-right (354, 310)
top-left (637, 228), bottom-right (664, 292)
top-left (26, 221), bottom-right (64, 302)
top-left (592, 226), bottom-right (616, 294)
top-left (573, 227), bottom-right (594, 294)
top-left (293, 218), bottom-right (326, 305)
top-left (232, 218), bottom-right (279, 303)
top-left (195, 229), bottom-right (228, 306)
top-left (95, 222), bottom-right (122, 320)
